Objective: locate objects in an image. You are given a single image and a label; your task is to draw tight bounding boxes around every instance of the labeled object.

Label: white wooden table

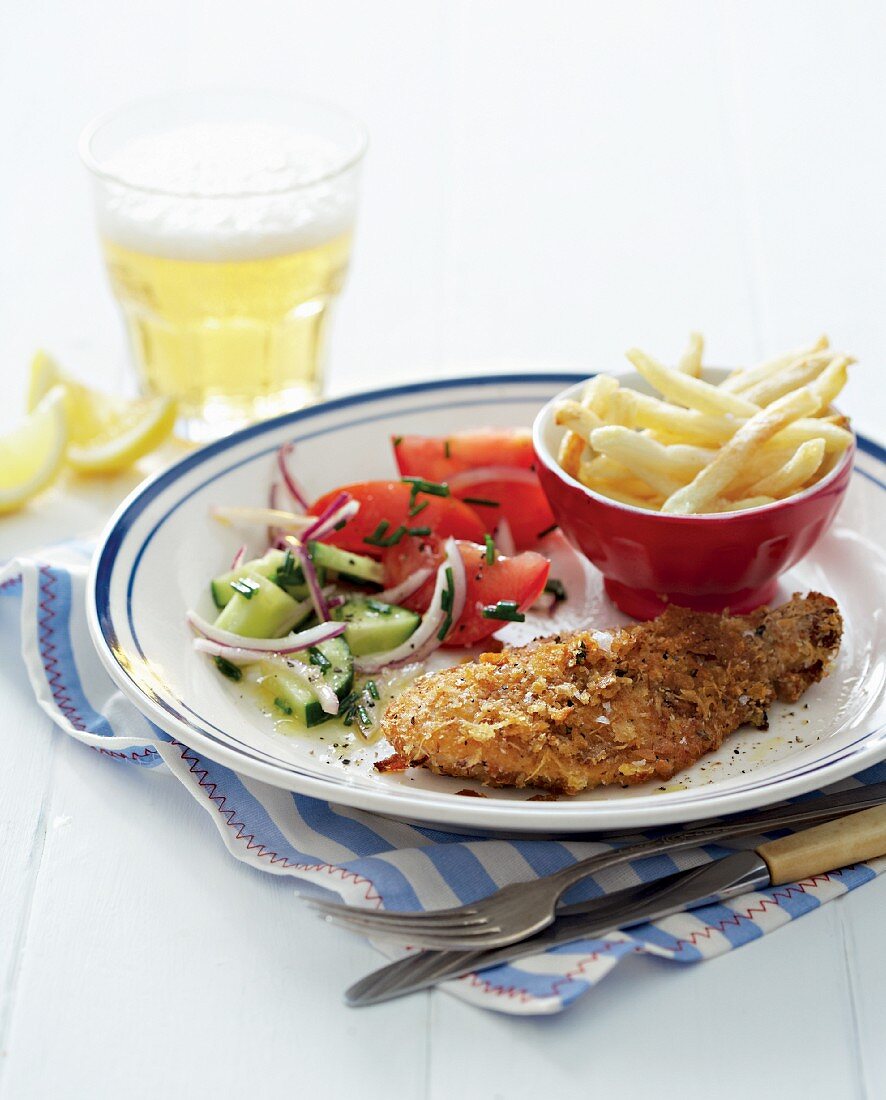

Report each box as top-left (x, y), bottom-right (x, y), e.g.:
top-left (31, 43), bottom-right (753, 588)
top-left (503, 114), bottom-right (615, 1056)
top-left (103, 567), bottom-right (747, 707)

top-left (2, 3), bottom-right (885, 1097)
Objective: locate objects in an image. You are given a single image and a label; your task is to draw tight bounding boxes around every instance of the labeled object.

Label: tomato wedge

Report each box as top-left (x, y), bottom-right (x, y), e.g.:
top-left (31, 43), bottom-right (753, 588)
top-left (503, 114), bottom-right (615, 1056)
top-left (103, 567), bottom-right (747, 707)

top-left (382, 535), bottom-right (550, 647)
top-left (390, 429), bottom-right (555, 549)
top-left (308, 481), bottom-right (486, 556)
top-left (450, 476), bottom-right (556, 550)
top-left (392, 428), bottom-right (535, 483)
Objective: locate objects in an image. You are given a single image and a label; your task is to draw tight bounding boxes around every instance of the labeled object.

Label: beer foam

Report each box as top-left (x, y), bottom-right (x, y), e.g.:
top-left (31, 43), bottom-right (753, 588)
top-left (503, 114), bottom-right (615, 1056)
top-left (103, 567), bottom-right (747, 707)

top-left (94, 123), bottom-right (358, 260)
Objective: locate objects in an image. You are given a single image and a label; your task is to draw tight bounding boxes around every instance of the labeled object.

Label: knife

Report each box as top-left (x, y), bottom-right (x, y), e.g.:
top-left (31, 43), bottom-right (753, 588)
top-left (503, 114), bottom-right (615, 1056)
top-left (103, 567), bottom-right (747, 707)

top-left (346, 803), bottom-right (886, 1006)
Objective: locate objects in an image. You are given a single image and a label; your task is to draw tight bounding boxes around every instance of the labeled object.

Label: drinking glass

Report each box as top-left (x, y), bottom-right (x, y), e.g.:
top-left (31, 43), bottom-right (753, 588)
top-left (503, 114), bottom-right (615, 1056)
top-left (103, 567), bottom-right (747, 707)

top-left (81, 91), bottom-right (367, 441)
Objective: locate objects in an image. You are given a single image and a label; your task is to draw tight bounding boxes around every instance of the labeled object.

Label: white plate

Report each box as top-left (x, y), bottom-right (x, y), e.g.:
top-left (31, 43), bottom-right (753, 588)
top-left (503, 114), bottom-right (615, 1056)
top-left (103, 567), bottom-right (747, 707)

top-left (88, 374), bottom-right (886, 833)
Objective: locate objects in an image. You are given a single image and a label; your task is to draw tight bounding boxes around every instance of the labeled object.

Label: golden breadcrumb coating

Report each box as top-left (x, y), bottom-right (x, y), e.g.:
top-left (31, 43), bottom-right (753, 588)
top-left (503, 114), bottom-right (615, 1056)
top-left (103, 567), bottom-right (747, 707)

top-left (379, 593), bottom-right (842, 795)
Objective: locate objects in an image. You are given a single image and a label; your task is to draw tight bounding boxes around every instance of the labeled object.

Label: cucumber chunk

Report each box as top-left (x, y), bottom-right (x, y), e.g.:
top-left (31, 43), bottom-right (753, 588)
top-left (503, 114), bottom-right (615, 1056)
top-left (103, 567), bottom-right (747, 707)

top-left (210, 548), bottom-right (323, 607)
top-left (307, 541), bottom-right (384, 586)
top-left (331, 596), bottom-right (420, 657)
top-left (213, 574), bottom-right (309, 638)
top-left (259, 637), bottom-right (354, 727)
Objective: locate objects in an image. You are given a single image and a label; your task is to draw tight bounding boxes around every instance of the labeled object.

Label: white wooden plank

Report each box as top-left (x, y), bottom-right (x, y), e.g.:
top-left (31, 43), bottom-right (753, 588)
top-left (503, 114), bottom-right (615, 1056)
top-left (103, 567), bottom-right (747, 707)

top-left (720, 0), bottom-right (886, 439)
top-left (0, 734), bottom-right (428, 1099)
top-left (429, 898), bottom-right (864, 1100)
top-left (834, 875), bottom-right (886, 1097)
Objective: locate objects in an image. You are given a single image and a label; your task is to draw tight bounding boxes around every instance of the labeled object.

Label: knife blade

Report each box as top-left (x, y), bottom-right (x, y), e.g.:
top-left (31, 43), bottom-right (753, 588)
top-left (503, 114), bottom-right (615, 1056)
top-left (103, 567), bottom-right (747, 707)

top-left (347, 803), bottom-right (886, 1006)
top-left (346, 849), bottom-right (769, 1006)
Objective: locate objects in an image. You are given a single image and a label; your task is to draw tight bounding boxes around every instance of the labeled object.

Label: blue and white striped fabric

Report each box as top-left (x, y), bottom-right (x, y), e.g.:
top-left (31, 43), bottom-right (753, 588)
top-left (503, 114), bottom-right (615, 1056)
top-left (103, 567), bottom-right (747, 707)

top-left (4, 543), bottom-right (884, 1016)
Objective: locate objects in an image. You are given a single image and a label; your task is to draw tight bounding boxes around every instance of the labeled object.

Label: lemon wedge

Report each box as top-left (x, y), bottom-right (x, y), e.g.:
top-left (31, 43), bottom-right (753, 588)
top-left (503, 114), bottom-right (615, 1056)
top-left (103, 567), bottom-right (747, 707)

top-left (28, 351), bottom-right (177, 474)
top-left (0, 385), bottom-right (68, 514)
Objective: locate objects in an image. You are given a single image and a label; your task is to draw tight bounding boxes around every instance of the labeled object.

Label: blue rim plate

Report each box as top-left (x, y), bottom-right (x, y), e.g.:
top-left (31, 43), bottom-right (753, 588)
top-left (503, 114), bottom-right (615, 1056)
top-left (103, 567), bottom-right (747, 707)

top-left (87, 374), bottom-right (886, 832)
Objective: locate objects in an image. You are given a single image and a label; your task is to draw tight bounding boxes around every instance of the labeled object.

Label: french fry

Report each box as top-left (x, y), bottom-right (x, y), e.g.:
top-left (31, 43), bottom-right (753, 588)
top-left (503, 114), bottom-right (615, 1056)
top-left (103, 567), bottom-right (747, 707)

top-left (557, 430), bottom-right (586, 478)
top-left (661, 387), bottom-right (820, 514)
top-left (726, 444), bottom-right (797, 495)
top-left (589, 426), bottom-right (695, 497)
top-left (809, 356), bottom-right (850, 410)
top-left (661, 442), bottom-right (720, 477)
top-left (720, 335), bottom-right (830, 394)
top-left (581, 374), bottom-right (619, 416)
top-left (554, 400), bottom-right (604, 440)
top-left (740, 352), bottom-right (841, 407)
top-left (609, 388), bottom-right (738, 446)
top-left (555, 335), bottom-right (854, 514)
top-left (746, 438), bottom-right (826, 498)
top-left (676, 332), bottom-right (704, 377)
top-left (585, 481), bottom-right (665, 510)
top-left (579, 454), bottom-right (662, 498)
top-left (709, 495), bottom-right (776, 513)
top-left (626, 348), bottom-right (759, 417)
top-left (769, 418), bottom-right (853, 453)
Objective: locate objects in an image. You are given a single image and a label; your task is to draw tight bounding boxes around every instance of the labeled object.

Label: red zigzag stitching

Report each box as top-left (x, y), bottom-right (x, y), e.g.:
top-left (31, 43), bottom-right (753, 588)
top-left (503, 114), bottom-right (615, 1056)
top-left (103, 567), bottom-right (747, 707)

top-left (670, 873), bottom-right (840, 951)
top-left (175, 744), bottom-right (383, 905)
top-left (37, 564), bottom-right (88, 731)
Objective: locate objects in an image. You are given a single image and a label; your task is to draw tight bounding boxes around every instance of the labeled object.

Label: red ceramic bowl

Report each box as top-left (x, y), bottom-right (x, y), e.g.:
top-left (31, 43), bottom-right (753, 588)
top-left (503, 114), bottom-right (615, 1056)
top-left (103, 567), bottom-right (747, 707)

top-left (533, 373), bottom-right (855, 620)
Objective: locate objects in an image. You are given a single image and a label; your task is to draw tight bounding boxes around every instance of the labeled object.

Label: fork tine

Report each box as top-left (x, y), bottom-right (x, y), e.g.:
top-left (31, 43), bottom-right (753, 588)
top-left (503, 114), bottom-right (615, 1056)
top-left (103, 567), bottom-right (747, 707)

top-left (308, 899), bottom-right (485, 926)
top-left (319, 913), bottom-right (504, 946)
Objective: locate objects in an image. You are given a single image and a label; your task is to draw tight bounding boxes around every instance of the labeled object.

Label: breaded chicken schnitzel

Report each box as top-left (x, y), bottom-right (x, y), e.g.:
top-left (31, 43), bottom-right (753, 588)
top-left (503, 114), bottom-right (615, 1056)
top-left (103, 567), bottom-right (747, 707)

top-left (380, 593), bottom-right (842, 794)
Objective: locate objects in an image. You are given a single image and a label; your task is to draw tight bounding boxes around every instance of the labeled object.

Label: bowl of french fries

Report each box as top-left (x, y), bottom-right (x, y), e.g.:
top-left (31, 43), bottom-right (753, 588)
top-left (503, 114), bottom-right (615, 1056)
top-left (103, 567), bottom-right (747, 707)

top-left (533, 335), bottom-right (855, 619)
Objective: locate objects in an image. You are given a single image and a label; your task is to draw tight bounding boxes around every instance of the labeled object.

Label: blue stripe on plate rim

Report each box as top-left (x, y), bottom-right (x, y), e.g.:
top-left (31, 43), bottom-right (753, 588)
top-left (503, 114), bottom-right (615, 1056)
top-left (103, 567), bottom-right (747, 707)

top-left (88, 373), bottom-right (886, 822)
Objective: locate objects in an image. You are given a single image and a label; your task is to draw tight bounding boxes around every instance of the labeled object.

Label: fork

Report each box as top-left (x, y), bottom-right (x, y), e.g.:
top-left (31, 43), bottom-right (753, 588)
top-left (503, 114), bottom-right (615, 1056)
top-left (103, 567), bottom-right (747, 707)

top-left (310, 781), bottom-right (886, 951)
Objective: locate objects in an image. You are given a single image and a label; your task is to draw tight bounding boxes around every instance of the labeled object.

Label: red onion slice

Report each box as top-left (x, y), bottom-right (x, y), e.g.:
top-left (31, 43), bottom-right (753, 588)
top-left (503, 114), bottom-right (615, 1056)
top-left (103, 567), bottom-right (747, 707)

top-left (304, 499), bottom-right (361, 542)
top-left (230, 544), bottom-right (247, 570)
top-left (494, 515), bottom-right (516, 556)
top-left (376, 567), bottom-right (433, 605)
top-left (187, 610), bottom-right (346, 653)
top-left (211, 505), bottom-right (314, 532)
top-left (293, 541), bottom-right (329, 622)
top-left (447, 465), bottom-right (539, 494)
top-left (354, 539), bottom-right (465, 673)
top-left (276, 443), bottom-right (309, 511)
top-left (193, 639), bottom-right (263, 665)
top-left (301, 491), bottom-right (360, 542)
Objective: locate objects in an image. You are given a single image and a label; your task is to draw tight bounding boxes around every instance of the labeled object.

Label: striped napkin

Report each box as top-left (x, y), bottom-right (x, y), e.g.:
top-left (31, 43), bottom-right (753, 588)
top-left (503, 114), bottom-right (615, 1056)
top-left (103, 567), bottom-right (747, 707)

top-left (4, 541), bottom-right (884, 1016)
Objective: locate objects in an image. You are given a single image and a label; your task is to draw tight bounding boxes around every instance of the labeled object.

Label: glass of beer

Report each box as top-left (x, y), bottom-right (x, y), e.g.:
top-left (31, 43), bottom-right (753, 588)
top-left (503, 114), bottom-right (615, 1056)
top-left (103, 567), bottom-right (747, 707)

top-left (81, 92), bottom-right (367, 441)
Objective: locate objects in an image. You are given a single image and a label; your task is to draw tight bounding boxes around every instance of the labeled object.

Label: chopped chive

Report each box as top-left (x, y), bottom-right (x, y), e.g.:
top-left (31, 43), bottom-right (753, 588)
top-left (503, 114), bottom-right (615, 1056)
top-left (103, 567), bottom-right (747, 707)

top-left (437, 566), bottom-right (455, 639)
top-left (444, 439), bottom-right (451, 458)
top-left (343, 712), bottom-right (354, 726)
top-left (355, 703), bottom-right (373, 728)
top-left (462, 496), bottom-right (500, 508)
top-left (407, 526), bottom-right (431, 536)
top-left (309, 646), bottom-right (331, 669)
top-left (363, 521), bottom-right (408, 548)
top-left (230, 576), bottom-right (260, 599)
top-left (338, 691), bottom-right (359, 711)
top-left (407, 498), bottom-right (430, 518)
top-left (401, 476), bottom-right (450, 497)
top-left (275, 550), bottom-right (304, 589)
top-left (484, 533), bottom-right (496, 565)
top-left (214, 656), bottom-right (243, 681)
top-left (273, 696), bottom-right (293, 715)
top-left (365, 520), bottom-right (389, 542)
top-left (536, 523), bottom-right (558, 539)
top-left (366, 680), bottom-right (380, 700)
top-left (481, 600), bottom-right (526, 623)
top-left (544, 578), bottom-right (568, 601)
top-left (392, 435), bottom-right (403, 446)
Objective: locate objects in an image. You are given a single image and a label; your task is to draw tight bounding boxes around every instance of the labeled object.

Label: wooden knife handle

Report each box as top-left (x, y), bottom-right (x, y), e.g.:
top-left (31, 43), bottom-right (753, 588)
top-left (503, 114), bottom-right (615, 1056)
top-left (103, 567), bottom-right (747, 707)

top-left (757, 804), bottom-right (886, 886)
